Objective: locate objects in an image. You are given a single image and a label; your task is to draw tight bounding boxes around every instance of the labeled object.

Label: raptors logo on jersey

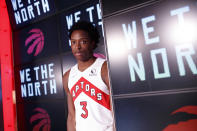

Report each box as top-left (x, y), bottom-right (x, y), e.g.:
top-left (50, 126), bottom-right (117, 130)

top-left (68, 58), bottom-right (113, 131)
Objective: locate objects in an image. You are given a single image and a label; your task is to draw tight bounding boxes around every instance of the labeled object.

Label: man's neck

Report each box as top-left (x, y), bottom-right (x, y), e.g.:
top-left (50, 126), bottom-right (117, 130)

top-left (77, 57), bottom-right (96, 72)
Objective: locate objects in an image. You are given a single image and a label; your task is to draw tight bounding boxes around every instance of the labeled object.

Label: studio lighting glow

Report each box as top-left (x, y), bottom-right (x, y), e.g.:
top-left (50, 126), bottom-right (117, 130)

top-left (170, 20), bottom-right (197, 44)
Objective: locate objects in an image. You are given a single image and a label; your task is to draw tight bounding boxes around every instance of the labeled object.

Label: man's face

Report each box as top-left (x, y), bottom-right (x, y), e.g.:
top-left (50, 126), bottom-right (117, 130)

top-left (70, 30), bottom-right (94, 62)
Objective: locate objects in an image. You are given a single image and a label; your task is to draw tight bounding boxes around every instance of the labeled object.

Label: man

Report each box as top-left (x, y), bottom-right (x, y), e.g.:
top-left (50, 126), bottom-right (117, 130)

top-left (63, 21), bottom-right (114, 131)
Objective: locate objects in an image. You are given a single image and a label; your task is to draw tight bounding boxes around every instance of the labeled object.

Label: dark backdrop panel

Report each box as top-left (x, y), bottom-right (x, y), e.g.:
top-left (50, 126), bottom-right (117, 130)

top-left (114, 91), bottom-right (197, 131)
top-left (16, 100), bottom-right (67, 131)
top-left (55, 0), bottom-right (89, 12)
top-left (14, 56), bottom-right (64, 103)
top-left (58, 0), bottom-right (105, 55)
top-left (13, 16), bottom-right (60, 66)
top-left (0, 68), bottom-right (4, 131)
top-left (5, 0), bottom-right (56, 31)
top-left (101, 0), bottom-right (157, 17)
top-left (103, 0), bottom-right (197, 95)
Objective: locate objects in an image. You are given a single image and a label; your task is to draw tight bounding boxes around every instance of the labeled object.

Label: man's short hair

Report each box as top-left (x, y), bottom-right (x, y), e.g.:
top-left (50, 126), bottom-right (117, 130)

top-left (68, 21), bottom-right (100, 49)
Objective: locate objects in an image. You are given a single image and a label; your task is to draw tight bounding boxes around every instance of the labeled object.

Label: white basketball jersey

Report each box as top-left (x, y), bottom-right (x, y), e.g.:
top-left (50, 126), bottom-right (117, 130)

top-left (68, 58), bottom-right (113, 131)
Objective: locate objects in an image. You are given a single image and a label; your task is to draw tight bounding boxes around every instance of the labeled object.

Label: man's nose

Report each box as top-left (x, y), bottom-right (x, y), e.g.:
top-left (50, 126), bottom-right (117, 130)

top-left (76, 42), bottom-right (81, 49)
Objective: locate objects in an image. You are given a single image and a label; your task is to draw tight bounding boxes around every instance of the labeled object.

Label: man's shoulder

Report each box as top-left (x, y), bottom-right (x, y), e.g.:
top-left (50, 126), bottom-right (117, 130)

top-left (63, 69), bottom-right (71, 81)
top-left (95, 57), bottom-right (106, 67)
top-left (64, 63), bottom-right (77, 76)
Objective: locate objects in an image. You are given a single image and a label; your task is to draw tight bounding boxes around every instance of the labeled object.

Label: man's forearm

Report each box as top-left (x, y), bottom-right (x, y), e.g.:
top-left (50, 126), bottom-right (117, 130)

top-left (67, 114), bottom-right (76, 131)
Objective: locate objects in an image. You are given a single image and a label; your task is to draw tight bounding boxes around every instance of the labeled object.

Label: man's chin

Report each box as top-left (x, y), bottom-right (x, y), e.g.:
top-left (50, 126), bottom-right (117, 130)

top-left (75, 56), bottom-right (88, 62)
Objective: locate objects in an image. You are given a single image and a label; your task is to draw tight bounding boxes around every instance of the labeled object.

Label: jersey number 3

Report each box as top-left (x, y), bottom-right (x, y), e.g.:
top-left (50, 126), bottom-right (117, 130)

top-left (80, 101), bottom-right (88, 119)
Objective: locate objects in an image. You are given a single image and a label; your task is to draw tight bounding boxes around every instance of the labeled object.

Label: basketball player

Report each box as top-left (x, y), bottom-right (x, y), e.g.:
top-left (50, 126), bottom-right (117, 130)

top-left (63, 21), bottom-right (114, 131)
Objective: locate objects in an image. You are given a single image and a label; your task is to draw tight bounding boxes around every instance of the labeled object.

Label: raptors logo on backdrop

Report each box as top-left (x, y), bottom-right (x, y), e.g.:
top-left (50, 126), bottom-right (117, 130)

top-left (30, 107), bottom-right (51, 131)
top-left (163, 106), bottom-right (197, 131)
top-left (25, 29), bottom-right (44, 56)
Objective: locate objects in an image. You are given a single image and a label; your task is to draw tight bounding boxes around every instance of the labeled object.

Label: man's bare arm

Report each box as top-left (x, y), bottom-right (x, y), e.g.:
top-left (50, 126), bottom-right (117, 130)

top-left (101, 61), bottom-right (110, 90)
top-left (63, 70), bottom-right (76, 131)
top-left (101, 61), bottom-right (116, 131)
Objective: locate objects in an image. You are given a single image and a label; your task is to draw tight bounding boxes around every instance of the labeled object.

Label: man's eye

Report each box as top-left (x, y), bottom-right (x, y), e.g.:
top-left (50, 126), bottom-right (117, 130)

top-left (81, 40), bottom-right (87, 44)
top-left (71, 41), bottom-right (76, 44)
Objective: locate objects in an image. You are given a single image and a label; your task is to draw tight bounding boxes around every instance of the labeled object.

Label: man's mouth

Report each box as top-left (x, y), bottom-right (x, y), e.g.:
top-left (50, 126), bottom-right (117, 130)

top-left (75, 52), bottom-right (83, 56)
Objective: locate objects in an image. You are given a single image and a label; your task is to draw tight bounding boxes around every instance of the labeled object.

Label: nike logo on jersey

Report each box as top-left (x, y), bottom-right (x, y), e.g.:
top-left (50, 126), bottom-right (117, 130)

top-left (89, 68), bottom-right (97, 76)
top-left (70, 77), bottom-right (111, 110)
